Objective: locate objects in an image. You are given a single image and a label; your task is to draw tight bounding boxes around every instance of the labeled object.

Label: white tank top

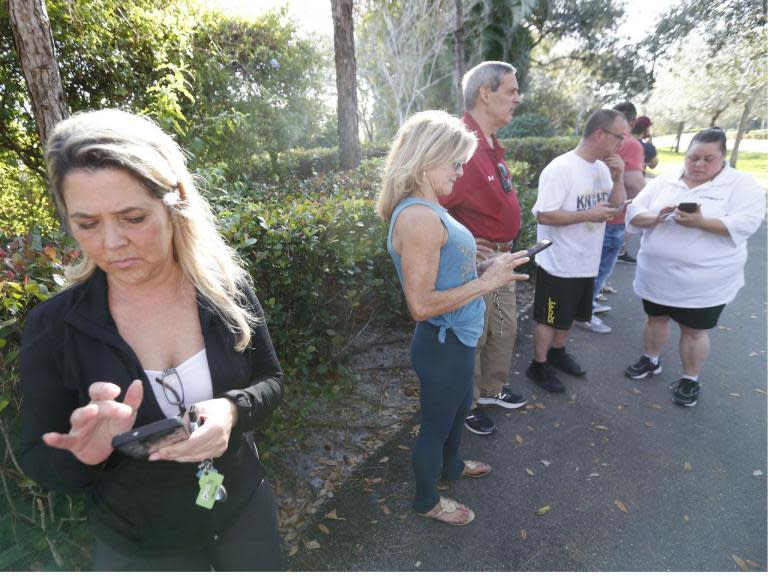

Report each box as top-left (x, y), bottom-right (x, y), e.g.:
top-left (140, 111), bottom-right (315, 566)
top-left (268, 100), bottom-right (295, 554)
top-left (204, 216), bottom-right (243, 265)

top-left (144, 349), bottom-right (214, 418)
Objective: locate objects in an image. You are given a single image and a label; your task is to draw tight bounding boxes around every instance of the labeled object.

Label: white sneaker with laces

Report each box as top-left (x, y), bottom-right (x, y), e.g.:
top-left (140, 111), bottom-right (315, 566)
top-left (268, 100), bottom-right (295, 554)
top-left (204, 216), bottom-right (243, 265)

top-left (578, 315), bottom-right (612, 334)
top-left (592, 302), bottom-right (611, 314)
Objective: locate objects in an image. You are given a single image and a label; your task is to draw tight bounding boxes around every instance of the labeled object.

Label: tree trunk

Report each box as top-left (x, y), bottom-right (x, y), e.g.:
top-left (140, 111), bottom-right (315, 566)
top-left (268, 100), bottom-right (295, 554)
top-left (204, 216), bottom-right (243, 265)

top-left (454, 0), bottom-right (465, 113)
top-left (674, 121), bottom-right (685, 153)
top-left (331, 0), bottom-right (361, 171)
top-left (7, 0), bottom-right (68, 151)
top-left (730, 97), bottom-right (753, 169)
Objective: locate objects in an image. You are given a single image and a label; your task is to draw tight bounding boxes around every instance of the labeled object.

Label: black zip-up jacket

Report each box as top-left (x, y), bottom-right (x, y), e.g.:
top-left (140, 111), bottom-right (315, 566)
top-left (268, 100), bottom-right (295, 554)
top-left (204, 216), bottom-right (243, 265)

top-left (19, 268), bottom-right (283, 554)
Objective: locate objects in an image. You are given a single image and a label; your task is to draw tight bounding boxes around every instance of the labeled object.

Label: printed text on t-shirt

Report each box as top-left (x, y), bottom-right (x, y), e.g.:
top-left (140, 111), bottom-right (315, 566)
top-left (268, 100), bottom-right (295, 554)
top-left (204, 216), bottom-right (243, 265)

top-left (576, 191), bottom-right (609, 211)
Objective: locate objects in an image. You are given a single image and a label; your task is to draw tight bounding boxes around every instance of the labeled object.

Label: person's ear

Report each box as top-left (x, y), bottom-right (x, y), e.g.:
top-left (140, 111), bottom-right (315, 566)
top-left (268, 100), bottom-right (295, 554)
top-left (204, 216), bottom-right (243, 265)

top-left (477, 84), bottom-right (491, 104)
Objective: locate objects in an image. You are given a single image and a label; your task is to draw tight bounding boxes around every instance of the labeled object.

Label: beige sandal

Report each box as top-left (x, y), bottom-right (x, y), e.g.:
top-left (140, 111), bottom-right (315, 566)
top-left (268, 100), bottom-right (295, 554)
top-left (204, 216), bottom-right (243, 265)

top-left (418, 497), bottom-right (475, 525)
top-left (437, 460), bottom-right (491, 491)
top-left (462, 460), bottom-right (491, 478)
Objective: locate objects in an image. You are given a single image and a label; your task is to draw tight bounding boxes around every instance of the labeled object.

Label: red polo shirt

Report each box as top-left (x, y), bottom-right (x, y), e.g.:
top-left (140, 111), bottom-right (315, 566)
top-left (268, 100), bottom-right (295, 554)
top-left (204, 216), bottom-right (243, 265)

top-left (608, 129), bottom-right (645, 225)
top-left (438, 113), bottom-right (521, 243)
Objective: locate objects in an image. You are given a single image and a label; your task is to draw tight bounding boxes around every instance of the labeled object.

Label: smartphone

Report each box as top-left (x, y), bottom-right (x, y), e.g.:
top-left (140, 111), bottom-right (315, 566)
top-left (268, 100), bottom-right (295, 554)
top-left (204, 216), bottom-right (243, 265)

top-left (611, 199), bottom-right (633, 209)
top-left (112, 416), bottom-right (189, 459)
top-left (677, 202), bottom-right (698, 213)
top-left (526, 239), bottom-right (553, 258)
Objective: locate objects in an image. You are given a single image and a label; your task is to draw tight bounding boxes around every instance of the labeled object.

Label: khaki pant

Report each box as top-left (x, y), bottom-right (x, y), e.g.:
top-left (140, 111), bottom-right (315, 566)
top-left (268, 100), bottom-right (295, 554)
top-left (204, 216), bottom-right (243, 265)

top-left (472, 280), bottom-right (517, 406)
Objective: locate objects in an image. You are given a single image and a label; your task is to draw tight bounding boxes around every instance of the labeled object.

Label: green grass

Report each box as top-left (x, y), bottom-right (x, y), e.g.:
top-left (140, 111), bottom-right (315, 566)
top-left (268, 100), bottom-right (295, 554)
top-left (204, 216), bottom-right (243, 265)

top-left (648, 149), bottom-right (768, 189)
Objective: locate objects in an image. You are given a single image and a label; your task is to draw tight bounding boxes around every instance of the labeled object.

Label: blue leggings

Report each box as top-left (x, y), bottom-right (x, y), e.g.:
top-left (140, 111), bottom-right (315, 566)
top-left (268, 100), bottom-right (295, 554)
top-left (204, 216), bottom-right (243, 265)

top-left (410, 322), bottom-right (474, 513)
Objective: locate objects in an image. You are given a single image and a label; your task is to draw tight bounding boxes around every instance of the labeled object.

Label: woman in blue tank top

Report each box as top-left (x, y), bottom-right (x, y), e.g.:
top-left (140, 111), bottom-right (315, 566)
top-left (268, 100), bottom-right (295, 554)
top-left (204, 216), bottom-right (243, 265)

top-left (377, 110), bottom-right (530, 525)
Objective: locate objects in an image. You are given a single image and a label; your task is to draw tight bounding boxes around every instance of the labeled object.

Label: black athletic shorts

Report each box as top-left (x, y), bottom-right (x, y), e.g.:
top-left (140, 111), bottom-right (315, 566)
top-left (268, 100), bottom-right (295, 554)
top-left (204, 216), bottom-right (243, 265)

top-left (533, 266), bottom-right (594, 329)
top-left (642, 299), bottom-right (726, 330)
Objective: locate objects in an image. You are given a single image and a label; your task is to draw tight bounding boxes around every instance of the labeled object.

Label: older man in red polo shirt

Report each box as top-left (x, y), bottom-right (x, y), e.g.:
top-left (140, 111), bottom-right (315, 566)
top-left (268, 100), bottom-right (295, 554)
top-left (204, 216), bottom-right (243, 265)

top-left (439, 61), bottom-right (526, 436)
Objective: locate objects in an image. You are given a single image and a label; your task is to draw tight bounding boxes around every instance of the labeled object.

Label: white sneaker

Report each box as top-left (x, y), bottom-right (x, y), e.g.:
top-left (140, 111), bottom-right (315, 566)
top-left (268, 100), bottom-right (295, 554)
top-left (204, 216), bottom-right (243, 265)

top-left (578, 315), bottom-right (612, 334)
top-left (592, 302), bottom-right (612, 314)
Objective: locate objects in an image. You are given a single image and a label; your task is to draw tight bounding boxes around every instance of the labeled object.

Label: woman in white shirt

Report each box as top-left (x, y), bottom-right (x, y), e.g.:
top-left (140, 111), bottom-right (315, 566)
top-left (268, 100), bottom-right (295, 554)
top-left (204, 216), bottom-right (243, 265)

top-left (623, 128), bottom-right (765, 407)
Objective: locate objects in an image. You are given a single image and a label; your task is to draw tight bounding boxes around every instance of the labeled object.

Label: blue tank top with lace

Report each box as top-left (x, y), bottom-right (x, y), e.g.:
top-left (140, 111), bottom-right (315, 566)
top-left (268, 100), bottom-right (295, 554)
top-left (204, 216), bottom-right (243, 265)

top-left (387, 197), bottom-right (485, 346)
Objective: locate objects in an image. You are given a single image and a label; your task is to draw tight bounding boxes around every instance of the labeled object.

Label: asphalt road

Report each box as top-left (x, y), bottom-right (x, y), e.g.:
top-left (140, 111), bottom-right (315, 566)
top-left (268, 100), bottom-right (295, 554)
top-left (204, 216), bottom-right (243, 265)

top-left (288, 224), bottom-right (767, 572)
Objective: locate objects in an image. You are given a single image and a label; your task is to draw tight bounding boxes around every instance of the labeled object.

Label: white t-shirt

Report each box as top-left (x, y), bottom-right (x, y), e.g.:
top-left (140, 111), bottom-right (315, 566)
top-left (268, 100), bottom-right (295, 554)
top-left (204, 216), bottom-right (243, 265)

top-left (626, 164), bottom-right (766, 308)
top-left (145, 348), bottom-right (214, 418)
top-left (532, 150), bottom-right (614, 277)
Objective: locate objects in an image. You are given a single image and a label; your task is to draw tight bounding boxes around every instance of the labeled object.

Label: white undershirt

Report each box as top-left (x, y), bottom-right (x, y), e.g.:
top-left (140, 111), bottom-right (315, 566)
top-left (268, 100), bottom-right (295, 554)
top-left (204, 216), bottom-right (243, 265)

top-left (145, 348), bottom-right (214, 418)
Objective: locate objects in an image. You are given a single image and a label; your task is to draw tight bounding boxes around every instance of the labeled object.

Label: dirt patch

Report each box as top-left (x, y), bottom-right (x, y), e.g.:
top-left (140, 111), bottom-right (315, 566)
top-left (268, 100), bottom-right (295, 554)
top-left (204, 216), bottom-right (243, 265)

top-left (270, 279), bottom-right (535, 553)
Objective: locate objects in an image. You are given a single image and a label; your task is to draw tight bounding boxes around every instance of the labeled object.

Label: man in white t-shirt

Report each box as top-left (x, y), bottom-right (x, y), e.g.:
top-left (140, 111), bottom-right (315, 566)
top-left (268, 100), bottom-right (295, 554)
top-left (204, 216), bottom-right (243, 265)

top-left (526, 109), bottom-right (627, 393)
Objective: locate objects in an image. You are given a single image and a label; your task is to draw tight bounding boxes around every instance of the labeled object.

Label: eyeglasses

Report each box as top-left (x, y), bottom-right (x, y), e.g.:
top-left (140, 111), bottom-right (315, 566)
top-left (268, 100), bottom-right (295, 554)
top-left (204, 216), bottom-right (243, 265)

top-left (496, 162), bottom-right (513, 193)
top-left (602, 129), bottom-right (625, 143)
top-left (156, 368), bottom-right (186, 416)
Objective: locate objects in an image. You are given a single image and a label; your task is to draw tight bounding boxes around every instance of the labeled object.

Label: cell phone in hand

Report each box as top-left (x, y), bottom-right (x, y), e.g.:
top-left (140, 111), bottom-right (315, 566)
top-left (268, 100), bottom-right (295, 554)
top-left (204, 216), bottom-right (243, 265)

top-left (677, 202), bottom-right (698, 213)
top-left (526, 239), bottom-right (553, 258)
top-left (112, 416), bottom-right (189, 459)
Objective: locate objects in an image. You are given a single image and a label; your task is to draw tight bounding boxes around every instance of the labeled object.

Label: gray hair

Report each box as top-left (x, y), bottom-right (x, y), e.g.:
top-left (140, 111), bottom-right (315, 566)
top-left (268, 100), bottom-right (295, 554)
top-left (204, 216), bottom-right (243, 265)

top-left (582, 109), bottom-right (625, 139)
top-left (46, 109), bottom-right (259, 350)
top-left (462, 61), bottom-right (517, 111)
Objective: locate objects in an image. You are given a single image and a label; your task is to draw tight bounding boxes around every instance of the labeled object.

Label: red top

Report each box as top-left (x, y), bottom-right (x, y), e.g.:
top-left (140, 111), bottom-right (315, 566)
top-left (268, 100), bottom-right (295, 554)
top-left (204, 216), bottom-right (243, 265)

top-left (608, 129), bottom-right (645, 225)
top-left (438, 113), bottom-right (521, 243)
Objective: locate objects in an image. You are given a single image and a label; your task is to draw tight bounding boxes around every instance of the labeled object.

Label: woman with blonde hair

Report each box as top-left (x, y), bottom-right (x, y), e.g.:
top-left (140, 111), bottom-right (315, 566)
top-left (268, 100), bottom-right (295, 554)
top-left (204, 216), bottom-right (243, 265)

top-left (20, 109), bottom-right (283, 569)
top-left (378, 110), bottom-right (529, 525)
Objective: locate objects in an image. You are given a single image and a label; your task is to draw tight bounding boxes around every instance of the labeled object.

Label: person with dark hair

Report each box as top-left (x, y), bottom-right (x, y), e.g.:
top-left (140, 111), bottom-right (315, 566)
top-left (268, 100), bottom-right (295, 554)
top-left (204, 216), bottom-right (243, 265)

top-left (624, 127), bottom-right (765, 407)
top-left (579, 102), bottom-right (645, 334)
top-left (438, 61), bottom-right (528, 436)
top-left (526, 109), bottom-right (626, 393)
top-left (632, 116), bottom-right (658, 171)
top-left (20, 109), bottom-right (283, 570)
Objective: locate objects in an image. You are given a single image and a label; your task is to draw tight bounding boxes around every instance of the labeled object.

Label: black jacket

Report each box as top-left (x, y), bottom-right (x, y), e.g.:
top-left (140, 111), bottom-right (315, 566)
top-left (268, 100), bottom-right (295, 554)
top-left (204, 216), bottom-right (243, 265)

top-left (19, 268), bottom-right (283, 554)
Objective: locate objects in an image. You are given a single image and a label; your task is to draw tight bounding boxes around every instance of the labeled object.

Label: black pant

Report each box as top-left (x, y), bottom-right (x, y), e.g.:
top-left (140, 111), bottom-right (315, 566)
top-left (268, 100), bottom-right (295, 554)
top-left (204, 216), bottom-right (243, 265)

top-left (92, 478), bottom-right (282, 571)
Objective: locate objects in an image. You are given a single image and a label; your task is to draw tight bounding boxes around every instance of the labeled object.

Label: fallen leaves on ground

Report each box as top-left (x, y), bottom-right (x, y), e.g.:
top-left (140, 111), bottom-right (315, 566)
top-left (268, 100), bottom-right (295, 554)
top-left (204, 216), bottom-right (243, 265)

top-left (525, 468), bottom-right (535, 476)
top-left (380, 504), bottom-right (391, 515)
top-left (324, 509), bottom-right (346, 521)
top-left (553, 421), bottom-right (561, 428)
top-left (614, 500), bottom-right (629, 514)
top-left (415, 561), bottom-right (422, 568)
top-left (731, 554), bottom-right (749, 571)
top-left (756, 389), bottom-right (767, 396)
top-left (644, 421), bottom-right (655, 428)
top-left (588, 473), bottom-right (599, 478)
top-left (398, 444), bottom-right (410, 451)
top-left (379, 456), bottom-right (389, 463)
top-left (683, 515), bottom-right (689, 522)
top-left (535, 504), bottom-right (551, 515)
top-left (288, 543), bottom-right (299, 557)
top-left (684, 462), bottom-right (693, 472)
top-left (592, 425), bottom-right (609, 431)
top-left (729, 393), bottom-right (741, 398)
top-left (520, 529), bottom-right (528, 540)
top-left (753, 470), bottom-right (764, 477)
top-left (317, 523), bottom-right (330, 535)
top-left (541, 460), bottom-right (551, 467)
top-left (305, 540), bottom-right (321, 550)
top-left (515, 434), bottom-right (524, 445)
top-left (650, 403), bottom-right (663, 410)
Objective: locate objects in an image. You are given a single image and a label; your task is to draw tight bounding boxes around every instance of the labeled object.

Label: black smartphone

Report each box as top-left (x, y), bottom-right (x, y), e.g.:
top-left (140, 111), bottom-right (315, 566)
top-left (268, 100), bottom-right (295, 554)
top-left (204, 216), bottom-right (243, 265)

top-left (677, 202), bottom-right (698, 213)
top-left (112, 416), bottom-right (189, 459)
top-left (526, 239), bottom-right (553, 257)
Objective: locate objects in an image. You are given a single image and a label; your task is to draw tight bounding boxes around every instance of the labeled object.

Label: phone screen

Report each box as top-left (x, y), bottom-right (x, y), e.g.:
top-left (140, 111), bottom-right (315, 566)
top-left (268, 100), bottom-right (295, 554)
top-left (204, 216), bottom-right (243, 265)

top-left (677, 202), bottom-right (698, 213)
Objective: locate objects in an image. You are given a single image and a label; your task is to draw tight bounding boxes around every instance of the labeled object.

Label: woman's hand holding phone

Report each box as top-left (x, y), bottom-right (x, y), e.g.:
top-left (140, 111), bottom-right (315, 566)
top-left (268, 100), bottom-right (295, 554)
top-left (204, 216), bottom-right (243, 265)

top-left (480, 250), bottom-right (529, 291)
top-left (148, 397), bottom-right (238, 463)
top-left (43, 380), bottom-right (144, 465)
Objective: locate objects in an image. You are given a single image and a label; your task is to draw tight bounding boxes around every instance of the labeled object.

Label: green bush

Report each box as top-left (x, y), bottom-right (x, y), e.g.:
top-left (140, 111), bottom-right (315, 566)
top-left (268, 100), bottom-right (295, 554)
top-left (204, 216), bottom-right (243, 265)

top-left (0, 233), bottom-right (91, 570)
top-left (498, 113), bottom-right (555, 139)
top-left (502, 136), bottom-right (578, 184)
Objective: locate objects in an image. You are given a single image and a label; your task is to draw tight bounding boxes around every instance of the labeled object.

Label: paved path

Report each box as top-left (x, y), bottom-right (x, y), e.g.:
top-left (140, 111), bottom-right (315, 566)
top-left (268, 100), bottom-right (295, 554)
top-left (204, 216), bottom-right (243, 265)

top-left (287, 225), bottom-right (767, 572)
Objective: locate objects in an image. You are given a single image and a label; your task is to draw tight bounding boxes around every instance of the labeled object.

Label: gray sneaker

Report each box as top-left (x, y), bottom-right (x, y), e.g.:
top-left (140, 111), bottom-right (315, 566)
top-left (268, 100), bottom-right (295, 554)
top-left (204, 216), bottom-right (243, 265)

top-left (577, 316), bottom-right (612, 334)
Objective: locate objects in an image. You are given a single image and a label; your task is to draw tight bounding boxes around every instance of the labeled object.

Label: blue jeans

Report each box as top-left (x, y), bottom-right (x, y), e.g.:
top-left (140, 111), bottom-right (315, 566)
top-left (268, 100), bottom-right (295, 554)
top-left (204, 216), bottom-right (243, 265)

top-left (410, 322), bottom-right (474, 513)
top-left (593, 223), bottom-right (625, 301)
